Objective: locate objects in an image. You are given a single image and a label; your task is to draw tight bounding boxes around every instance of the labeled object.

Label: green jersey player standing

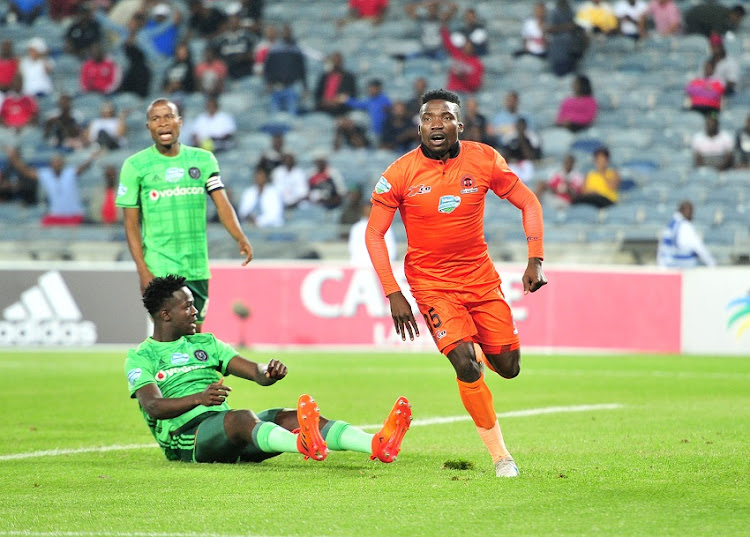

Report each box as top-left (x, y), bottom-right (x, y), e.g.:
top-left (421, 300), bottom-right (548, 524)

top-left (116, 98), bottom-right (252, 330)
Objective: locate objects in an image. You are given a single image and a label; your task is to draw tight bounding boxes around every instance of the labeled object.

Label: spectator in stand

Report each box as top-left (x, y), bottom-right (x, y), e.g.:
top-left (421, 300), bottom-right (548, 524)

top-left (97, 164), bottom-right (121, 224)
top-left (118, 17), bottom-right (152, 98)
top-left (4, 146), bottom-right (101, 225)
top-left (315, 51), bottom-right (358, 116)
top-left (87, 101), bottom-right (128, 150)
top-left (96, 7), bottom-right (181, 62)
top-left (0, 40), bottom-right (18, 92)
top-left (344, 78), bottom-right (391, 139)
top-left (44, 93), bottom-right (86, 150)
top-left (462, 96), bottom-right (492, 145)
top-left (337, 0), bottom-right (389, 27)
top-left (657, 201), bottom-right (716, 268)
top-left (80, 43), bottom-right (121, 95)
top-left (573, 146), bottom-right (619, 208)
top-left (349, 202), bottom-right (397, 267)
top-left (191, 96), bottom-right (237, 153)
top-left (163, 42), bottom-right (196, 95)
top-left (404, 1), bottom-right (457, 60)
top-left (514, 2), bottom-right (547, 58)
top-left (647, 0), bottom-right (682, 36)
top-left (556, 74), bottom-right (597, 132)
top-left (684, 2), bottom-right (745, 38)
top-left (685, 60), bottom-right (724, 115)
top-left (19, 38), bottom-right (54, 97)
top-left (692, 114), bottom-right (733, 171)
top-left (3, 0), bottom-right (45, 25)
top-left (710, 35), bottom-right (740, 96)
top-left (65, 3), bottom-right (102, 58)
top-left (145, 3), bottom-right (182, 59)
top-left (405, 77), bottom-right (428, 120)
top-left (339, 184), bottom-right (364, 231)
top-left (576, 0), bottom-right (619, 35)
top-left (735, 114), bottom-right (750, 168)
top-left (195, 46), bottom-right (228, 96)
top-left (546, 0), bottom-right (586, 77)
top-left (271, 153), bottom-right (308, 209)
top-left (253, 23), bottom-right (277, 76)
top-left (380, 100), bottom-right (419, 153)
top-left (0, 74), bottom-right (38, 130)
top-left (501, 118), bottom-right (542, 184)
top-left (213, 8), bottom-right (258, 80)
top-left (489, 91), bottom-right (531, 142)
top-left (614, 0), bottom-right (649, 40)
top-left (535, 153), bottom-right (585, 209)
top-left (238, 166), bottom-right (285, 228)
top-left (440, 23), bottom-right (484, 95)
top-left (450, 8), bottom-right (489, 56)
top-left (334, 116), bottom-right (371, 150)
top-left (307, 150), bottom-right (347, 210)
top-left (186, 0), bottom-right (227, 40)
top-left (257, 132), bottom-right (285, 175)
top-left (49, 0), bottom-right (78, 21)
top-left (235, 0), bottom-right (264, 32)
top-left (263, 25), bottom-right (307, 115)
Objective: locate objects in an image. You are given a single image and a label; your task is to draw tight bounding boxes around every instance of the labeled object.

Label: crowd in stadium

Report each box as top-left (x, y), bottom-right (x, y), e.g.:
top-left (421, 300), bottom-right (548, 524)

top-left (0, 0), bottom-right (748, 264)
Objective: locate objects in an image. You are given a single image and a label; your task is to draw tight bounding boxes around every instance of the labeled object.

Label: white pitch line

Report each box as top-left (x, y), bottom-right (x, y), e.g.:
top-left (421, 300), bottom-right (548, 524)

top-left (0, 533), bottom-right (309, 537)
top-left (0, 403), bottom-right (622, 461)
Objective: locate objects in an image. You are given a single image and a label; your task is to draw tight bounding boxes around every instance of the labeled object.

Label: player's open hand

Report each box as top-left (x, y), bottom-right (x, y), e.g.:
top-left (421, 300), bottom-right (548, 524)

top-left (522, 257), bottom-right (547, 295)
top-left (388, 291), bottom-right (420, 341)
top-left (199, 378), bottom-right (231, 406)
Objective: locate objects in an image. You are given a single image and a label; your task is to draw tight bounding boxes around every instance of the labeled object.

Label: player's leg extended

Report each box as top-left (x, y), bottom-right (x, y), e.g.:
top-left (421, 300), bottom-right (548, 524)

top-left (185, 279), bottom-right (209, 333)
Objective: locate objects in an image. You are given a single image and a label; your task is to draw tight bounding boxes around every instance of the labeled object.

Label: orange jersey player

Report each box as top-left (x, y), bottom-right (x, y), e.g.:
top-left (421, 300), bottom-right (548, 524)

top-left (365, 88), bottom-right (547, 477)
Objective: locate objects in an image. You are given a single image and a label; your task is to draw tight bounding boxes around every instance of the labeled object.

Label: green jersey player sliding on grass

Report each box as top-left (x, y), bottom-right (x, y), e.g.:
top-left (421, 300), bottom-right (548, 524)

top-left (116, 98), bottom-right (252, 330)
top-left (125, 274), bottom-right (412, 464)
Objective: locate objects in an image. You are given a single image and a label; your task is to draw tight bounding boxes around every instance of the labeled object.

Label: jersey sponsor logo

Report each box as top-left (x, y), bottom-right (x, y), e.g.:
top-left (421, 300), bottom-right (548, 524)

top-left (0, 271), bottom-right (97, 346)
top-left (165, 167), bottom-right (185, 183)
top-left (171, 352), bottom-right (189, 365)
top-left (438, 195), bottom-right (461, 213)
top-left (154, 364), bottom-right (210, 382)
top-left (375, 176), bottom-right (392, 194)
top-left (189, 167), bottom-right (201, 179)
top-left (148, 185), bottom-right (205, 201)
top-left (194, 349), bottom-right (208, 362)
top-left (435, 329), bottom-right (447, 340)
top-left (407, 184), bottom-right (431, 197)
top-left (117, 183), bottom-right (127, 196)
top-left (127, 368), bottom-right (142, 386)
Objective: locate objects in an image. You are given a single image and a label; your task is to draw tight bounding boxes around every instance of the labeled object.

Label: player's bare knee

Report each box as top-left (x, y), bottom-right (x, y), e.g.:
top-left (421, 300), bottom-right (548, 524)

top-left (447, 344), bottom-right (482, 382)
top-left (488, 351), bottom-right (521, 379)
top-left (223, 409), bottom-right (260, 443)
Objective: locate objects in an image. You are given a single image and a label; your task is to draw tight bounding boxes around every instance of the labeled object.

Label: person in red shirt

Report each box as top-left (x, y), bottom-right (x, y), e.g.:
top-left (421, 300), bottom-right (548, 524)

top-left (338, 0), bottom-right (389, 26)
top-left (440, 24), bottom-right (484, 94)
top-left (685, 60), bottom-right (725, 115)
top-left (366, 89), bottom-right (547, 477)
top-left (0, 73), bottom-right (38, 129)
top-left (0, 40), bottom-right (19, 92)
top-left (80, 43), bottom-right (121, 94)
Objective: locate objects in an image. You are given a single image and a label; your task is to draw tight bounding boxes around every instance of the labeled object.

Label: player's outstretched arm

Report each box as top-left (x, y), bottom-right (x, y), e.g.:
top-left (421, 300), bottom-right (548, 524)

top-left (226, 356), bottom-right (287, 386)
top-left (210, 189), bottom-right (254, 265)
top-left (135, 379), bottom-right (231, 419)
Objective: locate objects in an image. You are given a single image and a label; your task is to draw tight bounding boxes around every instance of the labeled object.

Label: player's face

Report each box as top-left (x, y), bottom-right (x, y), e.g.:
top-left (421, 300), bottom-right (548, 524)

top-left (168, 287), bottom-right (198, 336)
top-left (418, 100), bottom-right (463, 154)
top-left (147, 102), bottom-right (182, 147)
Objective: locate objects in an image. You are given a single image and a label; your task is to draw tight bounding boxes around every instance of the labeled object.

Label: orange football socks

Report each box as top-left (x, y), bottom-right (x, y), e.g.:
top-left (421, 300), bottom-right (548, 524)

top-left (457, 374), bottom-right (511, 463)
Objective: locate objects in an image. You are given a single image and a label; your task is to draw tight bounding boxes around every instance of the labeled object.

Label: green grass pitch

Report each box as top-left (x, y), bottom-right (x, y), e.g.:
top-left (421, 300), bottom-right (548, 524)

top-left (1, 350), bottom-right (748, 537)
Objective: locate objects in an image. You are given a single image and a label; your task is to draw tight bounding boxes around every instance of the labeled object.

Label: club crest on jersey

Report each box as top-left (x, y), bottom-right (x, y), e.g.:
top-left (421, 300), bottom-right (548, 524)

top-left (438, 195), bottom-right (461, 213)
top-left (171, 352), bottom-right (189, 365)
top-left (189, 167), bottom-right (201, 179)
top-left (194, 349), bottom-right (208, 362)
top-left (375, 176), bottom-right (392, 194)
top-left (460, 175), bottom-right (478, 194)
top-left (407, 184), bottom-right (431, 197)
top-left (165, 167), bottom-right (185, 183)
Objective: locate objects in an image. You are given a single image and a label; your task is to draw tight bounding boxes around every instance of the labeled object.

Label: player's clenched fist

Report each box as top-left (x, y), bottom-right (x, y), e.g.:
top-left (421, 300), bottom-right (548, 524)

top-left (199, 378), bottom-right (231, 406)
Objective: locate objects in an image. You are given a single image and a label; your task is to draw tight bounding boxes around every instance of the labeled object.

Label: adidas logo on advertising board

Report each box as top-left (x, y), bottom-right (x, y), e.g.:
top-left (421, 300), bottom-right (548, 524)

top-left (0, 271), bottom-right (97, 345)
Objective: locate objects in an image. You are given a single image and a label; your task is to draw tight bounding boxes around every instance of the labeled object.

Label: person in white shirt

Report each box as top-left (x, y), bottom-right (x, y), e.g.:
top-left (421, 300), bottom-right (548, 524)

top-left (658, 200), bottom-right (716, 268)
top-left (87, 101), bottom-right (128, 149)
top-left (348, 202), bottom-right (397, 268)
top-left (614, 0), bottom-right (649, 39)
top-left (19, 37), bottom-right (54, 97)
top-left (271, 153), bottom-right (308, 209)
top-left (692, 115), bottom-right (734, 170)
top-left (191, 96), bottom-right (237, 153)
top-left (238, 167), bottom-right (284, 228)
top-left (516, 2), bottom-right (547, 57)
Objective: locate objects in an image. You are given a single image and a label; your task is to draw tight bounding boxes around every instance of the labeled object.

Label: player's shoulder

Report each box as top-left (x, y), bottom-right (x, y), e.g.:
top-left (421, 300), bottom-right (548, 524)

top-left (185, 333), bottom-right (219, 345)
top-left (383, 146), bottom-right (423, 176)
top-left (180, 144), bottom-right (217, 161)
top-left (461, 140), bottom-right (499, 157)
top-left (122, 146), bottom-right (155, 167)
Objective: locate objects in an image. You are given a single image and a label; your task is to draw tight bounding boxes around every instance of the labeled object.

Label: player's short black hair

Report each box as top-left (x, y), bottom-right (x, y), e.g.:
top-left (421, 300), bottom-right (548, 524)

top-left (421, 88), bottom-right (461, 108)
top-left (142, 274), bottom-right (187, 315)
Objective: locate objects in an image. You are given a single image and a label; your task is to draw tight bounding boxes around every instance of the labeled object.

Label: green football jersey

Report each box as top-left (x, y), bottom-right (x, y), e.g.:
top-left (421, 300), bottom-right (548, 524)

top-left (116, 144), bottom-right (224, 280)
top-left (125, 333), bottom-right (237, 451)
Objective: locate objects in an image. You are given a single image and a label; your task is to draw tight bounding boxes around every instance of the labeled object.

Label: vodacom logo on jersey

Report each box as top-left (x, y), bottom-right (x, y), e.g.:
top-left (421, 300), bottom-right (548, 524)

top-left (149, 185), bottom-right (204, 201)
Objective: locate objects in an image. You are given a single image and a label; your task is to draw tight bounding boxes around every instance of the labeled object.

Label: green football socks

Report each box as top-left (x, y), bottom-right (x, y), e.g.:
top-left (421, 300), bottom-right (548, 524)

top-left (253, 421), bottom-right (299, 453)
top-left (321, 420), bottom-right (373, 454)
